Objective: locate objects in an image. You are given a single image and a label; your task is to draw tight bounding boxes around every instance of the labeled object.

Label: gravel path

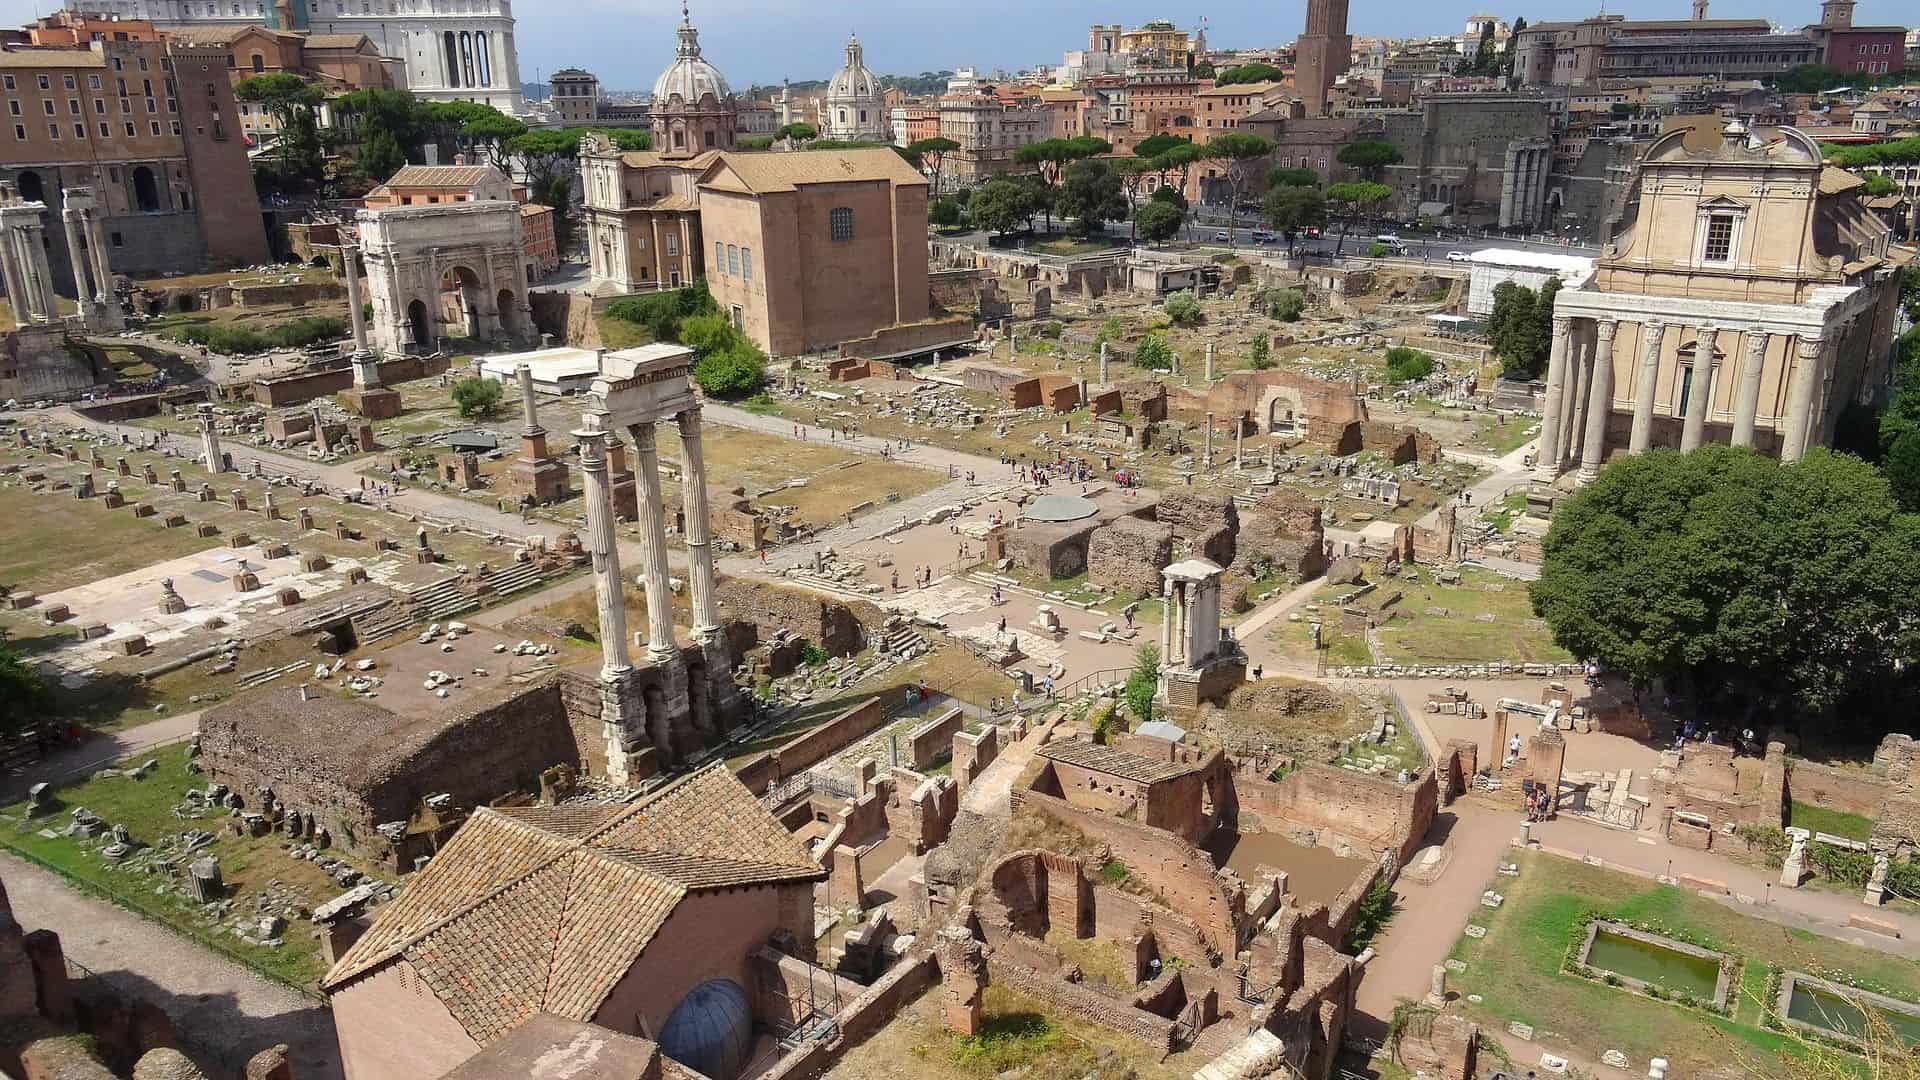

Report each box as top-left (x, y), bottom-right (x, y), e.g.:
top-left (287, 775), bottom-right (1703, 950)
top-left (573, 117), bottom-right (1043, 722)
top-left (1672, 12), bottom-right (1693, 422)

top-left (0, 853), bottom-right (343, 1080)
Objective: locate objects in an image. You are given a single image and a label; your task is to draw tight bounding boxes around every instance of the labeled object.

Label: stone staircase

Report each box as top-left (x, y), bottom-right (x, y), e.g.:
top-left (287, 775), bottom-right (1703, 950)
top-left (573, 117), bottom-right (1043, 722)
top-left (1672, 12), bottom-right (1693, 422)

top-left (874, 617), bottom-right (927, 661)
top-left (350, 601), bottom-right (411, 647)
top-left (404, 578), bottom-right (480, 624)
top-left (1187, 1020), bottom-right (1258, 1063)
top-left (483, 561), bottom-right (545, 599)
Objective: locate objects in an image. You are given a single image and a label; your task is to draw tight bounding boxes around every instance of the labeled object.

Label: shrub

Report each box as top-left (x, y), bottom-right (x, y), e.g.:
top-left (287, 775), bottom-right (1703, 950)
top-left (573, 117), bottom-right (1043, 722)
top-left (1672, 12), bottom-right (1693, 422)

top-left (1035, 320), bottom-right (1063, 339)
top-left (1163, 290), bottom-right (1202, 326)
top-left (1247, 334), bottom-right (1272, 370)
top-left (603, 281), bottom-right (716, 342)
top-left (1123, 644), bottom-right (1160, 723)
top-left (450, 376), bottom-right (503, 419)
top-left (1133, 333), bottom-right (1174, 371)
top-left (1343, 877), bottom-right (1397, 951)
top-left (1369, 241), bottom-right (1391, 258)
top-left (1093, 316), bottom-right (1126, 349)
top-left (694, 343), bottom-right (766, 399)
top-left (1384, 346), bottom-right (1435, 383)
top-left (797, 641), bottom-right (829, 667)
top-left (1266, 287), bottom-right (1305, 322)
top-left (1099, 859), bottom-right (1130, 884)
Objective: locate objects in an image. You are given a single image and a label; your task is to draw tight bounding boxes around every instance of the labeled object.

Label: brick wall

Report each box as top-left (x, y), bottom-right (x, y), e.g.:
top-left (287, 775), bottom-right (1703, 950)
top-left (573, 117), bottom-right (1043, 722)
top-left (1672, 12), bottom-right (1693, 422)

top-left (1087, 517), bottom-right (1173, 598)
top-left (250, 354), bottom-right (451, 408)
top-left (838, 316), bottom-right (975, 360)
top-left (734, 697), bottom-right (887, 795)
top-left (1787, 759), bottom-right (1891, 819)
top-left (1018, 790), bottom-right (1242, 953)
top-left (985, 957), bottom-right (1178, 1052)
top-left (908, 708), bottom-right (965, 769)
top-left (1233, 765), bottom-right (1436, 864)
top-left (715, 577), bottom-right (878, 657)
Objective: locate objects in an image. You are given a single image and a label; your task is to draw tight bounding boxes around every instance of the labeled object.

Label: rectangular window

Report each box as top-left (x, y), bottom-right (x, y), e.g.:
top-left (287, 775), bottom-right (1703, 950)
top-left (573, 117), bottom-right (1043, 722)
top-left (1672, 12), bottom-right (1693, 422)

top-left (727, 244), bottom-right (739, 276)
top-left (124, 122), bottom-right (135, 137)
top-left (47, 123), bottom-right (58, 140)
top-left (68, 99), bottom-right (80, 115)
top-left (41, 101), bottom-right (53, 116)
top-left (93, 99), bottom-right (105, 115)
top-left (742, 248), bottom-right (752, 283)
top-left (63, 75), bottom-right (75, 90)
top-left (100, 123), bottom-right (111, 137)
top-left (150, 121), bottom-right (161, 136)
top-left (36, 75), bottom-right (49, 91)
top-left (1677, 365), bottom-right (1695, 418)
top-left (2, 77), bottom-right (14, 92)
top-left (829, 206), bottom-right (854, 241)
top-left (715, 240), bottom-right (724, 272)
top-left (88, 75), bottom-right (101, 90)
top-left (1703, 214), bottom-right (1734, 262)
top-left (665, 233), bottom-right (678, 257)
top-left (11, 125), bottom-right (22, 141)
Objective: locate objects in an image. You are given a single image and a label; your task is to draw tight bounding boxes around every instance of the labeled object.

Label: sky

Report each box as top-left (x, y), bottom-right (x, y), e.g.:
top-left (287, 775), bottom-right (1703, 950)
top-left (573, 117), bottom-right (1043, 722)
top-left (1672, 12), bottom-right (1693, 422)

top-left (0, 0), bottom-right (1907, 92)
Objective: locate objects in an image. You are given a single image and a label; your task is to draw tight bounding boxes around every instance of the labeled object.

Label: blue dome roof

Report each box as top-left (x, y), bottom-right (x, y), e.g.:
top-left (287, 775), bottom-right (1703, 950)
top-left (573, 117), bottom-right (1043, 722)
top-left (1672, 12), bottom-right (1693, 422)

top-left (658, 978), bottom-right (753, 1080)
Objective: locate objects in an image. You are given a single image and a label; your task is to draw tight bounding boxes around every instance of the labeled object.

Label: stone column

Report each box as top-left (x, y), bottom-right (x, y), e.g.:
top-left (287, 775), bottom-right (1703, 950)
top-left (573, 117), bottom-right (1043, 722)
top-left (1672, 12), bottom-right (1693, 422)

top-left (1732, 330), bottom-right (1768, 449)
top-left (1203, 411), bottom-right (1214, 468)
top-left (6, 227), bottom-right (42, 324)
top-left (25, 223), bottom-right (57, 324)
top-left (630, 421), bottom-right (676, 662)
top-left (676, 408), bottom-right (720, 645)
top-left (517, 364), bottom-right (539, 431)
top-left (1204, 342), bottom-right (1215, 382)
top-left (0, 224), bottom-right (27, 328)
top-left (1098, 341), bottom-right (1109, 384)
top-left (1628, 320), bottom-right (1664, 454)
top-left (1577, 318), bottom-right (1617, 483)
top-left (1234, 417), bottom-right (1244, 469)
top-left (1160, 578), bottom-right (1175, 659)
top-left (574, 418), bottom-right (632, 678)
top-left (342, 245), bottom-right (371, 356)
top-left (83, 210), bottom-right (112, 307)
top-left (200, 419), bottom-right (225, 474)
top-left (1679, 326), bottom-right (1718, 452)
top-left (1781, 336), bottom-right (1823, 463)
top-left (59, 209), bottom-right (94, 328)
top-left (1535, 316), bottom-right (1571, 479)
top-left (1564, 324), bottom-right (1592, 470)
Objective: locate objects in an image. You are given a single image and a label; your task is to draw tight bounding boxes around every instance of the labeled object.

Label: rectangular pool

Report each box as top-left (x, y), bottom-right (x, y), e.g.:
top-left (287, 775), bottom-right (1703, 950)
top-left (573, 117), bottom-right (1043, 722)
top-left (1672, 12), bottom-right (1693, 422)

top-left (1780, 973), bottom-right (1920, 1046)
top-left (1577, 922), bottom-right (1729, 1007)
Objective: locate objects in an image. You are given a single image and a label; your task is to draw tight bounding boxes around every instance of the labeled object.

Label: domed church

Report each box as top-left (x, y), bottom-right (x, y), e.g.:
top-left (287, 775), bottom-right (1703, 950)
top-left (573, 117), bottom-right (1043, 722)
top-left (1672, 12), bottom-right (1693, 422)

top-left (823, 33), bottom-right (889, 141)
top-left (651, 3), bottom-right (738, 159)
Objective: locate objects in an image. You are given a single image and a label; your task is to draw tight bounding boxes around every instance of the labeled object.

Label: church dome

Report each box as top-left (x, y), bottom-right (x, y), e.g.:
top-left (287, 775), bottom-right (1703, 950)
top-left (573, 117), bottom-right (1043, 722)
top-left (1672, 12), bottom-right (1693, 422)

top-left (826, 33), bottom-right (879, 104)
top-left (652, 5), bottom-right (731, 106)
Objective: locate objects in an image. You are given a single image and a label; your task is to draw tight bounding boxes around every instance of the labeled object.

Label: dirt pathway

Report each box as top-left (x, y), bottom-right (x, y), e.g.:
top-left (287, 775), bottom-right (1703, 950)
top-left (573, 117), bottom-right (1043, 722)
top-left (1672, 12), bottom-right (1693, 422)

top-left (0, 710), bottom-right (201, 804)
top-left (0, 853), bottom-right (343, 1080)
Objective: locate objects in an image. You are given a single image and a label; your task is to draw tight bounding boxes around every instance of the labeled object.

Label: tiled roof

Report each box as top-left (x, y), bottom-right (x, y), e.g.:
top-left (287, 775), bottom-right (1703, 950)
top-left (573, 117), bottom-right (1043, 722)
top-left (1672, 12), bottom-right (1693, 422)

top-left (0, 48), bottom-right (109, 69)
top-left (617, 149), bottom-right (722, 171)
top-left (385, 164), bottom-right (504, 189)
top-left (701, 147), bottom-right (928, 194)
top-left (1821, 166), bottom-right (1867, 196)
top-left (323, 765), bottom-right (824, 1044)
top-left (1039, 737), bottom-right (1194, 783)
top-left (303, 34), bottom-right (373, 50)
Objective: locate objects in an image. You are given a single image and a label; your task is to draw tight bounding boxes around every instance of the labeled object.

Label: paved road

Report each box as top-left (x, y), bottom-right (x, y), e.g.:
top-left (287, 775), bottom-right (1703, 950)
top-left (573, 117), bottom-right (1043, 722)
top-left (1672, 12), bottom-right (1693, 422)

top-left (0, 711), bottom-right (200, 804)
top-left (1, 853), bottom-right (344, 1080)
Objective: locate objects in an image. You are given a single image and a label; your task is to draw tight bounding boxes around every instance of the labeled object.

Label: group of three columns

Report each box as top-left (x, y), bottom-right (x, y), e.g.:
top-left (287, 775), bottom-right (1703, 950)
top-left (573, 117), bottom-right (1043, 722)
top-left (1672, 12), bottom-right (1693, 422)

top-left (1534, 314), bottom-right (1830, 483)
top-left (576, 405), bottom-right (721, 678)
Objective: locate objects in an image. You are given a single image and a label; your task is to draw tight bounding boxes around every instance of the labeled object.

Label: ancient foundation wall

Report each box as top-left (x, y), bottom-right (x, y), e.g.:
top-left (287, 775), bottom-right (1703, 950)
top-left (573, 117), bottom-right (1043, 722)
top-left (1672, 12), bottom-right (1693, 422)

top-left (985, 956), bottom-right (1177, 1052)
top-left (1785, 759), bottom-right (1891, 819)
top-left (735, 697), bottom-right (887, 795)
top-left (1233, 765), bottom-right (1434, 864)
top-left (250, 354), bottom-right (451, 408)
top-left (715, 577), bottom-right (878, 658)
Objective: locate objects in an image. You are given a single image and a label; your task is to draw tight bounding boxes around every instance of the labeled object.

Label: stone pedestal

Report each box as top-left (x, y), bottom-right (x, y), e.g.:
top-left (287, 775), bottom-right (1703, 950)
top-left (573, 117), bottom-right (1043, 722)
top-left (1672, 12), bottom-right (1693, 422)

top-left (340, 384), bottom-right (402, 421)
top-left (505, 428), bottom-right (569, 505)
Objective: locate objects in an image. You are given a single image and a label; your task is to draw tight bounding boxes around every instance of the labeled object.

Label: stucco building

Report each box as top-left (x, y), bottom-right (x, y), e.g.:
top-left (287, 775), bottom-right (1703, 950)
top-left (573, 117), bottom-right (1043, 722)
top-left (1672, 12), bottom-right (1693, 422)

top-left (1537, 123), bottom-right (1905, 484)
top-left (323, 764), bottom-right (825, 1080)
top-left (1512, 15), bottom-right (1818, 87)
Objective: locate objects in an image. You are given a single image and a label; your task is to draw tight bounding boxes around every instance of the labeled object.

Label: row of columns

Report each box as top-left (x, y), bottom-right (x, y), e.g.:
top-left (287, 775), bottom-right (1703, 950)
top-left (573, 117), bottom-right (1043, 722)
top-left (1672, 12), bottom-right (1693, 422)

top-left (576, 406), bottom-right (721, 679)
top-left (0, 204), bottom-right (60, 329)
top-left (1535, 314), bottom-right (1835, 483)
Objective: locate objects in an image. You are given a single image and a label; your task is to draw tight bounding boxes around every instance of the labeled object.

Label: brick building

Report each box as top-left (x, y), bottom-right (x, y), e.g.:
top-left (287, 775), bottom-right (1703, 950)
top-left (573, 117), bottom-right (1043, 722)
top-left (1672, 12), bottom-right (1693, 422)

top-left (1801, 0), bottom-right (1907, 75)
top-left (0, 38), bottom-right (270, 281)
top-left (324, 764), bottom-right (826, 1080)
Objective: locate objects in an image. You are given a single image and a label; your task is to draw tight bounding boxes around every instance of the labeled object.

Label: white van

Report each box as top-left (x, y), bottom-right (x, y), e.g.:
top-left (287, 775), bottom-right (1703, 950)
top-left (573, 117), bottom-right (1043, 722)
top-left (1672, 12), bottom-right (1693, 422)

top-left (1374, 234), bottom-right (1408, 253)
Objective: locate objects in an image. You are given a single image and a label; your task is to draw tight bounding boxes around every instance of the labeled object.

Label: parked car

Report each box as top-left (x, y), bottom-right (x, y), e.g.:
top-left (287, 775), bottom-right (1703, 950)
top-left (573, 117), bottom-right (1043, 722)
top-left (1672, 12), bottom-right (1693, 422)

top-left (1447, 250), bottom-right (1472, 263)
top-left (1213, 231), bottom-right (1231, 241)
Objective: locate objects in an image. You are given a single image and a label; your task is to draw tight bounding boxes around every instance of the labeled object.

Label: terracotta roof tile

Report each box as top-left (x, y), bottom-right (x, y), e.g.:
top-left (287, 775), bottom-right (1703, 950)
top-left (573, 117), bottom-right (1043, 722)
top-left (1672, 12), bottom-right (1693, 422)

top-left (385, 164), bottom-right (505, 189)
top-left (322, 765), bottom-right (824, 1044)
top-left (700, 147), bottom-right (928, 194)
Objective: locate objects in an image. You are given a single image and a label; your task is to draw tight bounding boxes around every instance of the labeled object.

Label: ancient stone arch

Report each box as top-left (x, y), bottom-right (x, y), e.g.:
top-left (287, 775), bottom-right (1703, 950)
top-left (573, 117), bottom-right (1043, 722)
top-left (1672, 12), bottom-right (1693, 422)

top-left (357, 200), bottom-right (534, 356)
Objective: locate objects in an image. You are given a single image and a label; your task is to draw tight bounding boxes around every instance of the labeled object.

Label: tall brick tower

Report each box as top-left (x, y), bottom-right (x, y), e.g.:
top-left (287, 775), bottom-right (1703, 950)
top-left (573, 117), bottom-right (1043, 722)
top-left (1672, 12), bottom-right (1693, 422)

top-left (1295, 0), bottom-right (1352, 118)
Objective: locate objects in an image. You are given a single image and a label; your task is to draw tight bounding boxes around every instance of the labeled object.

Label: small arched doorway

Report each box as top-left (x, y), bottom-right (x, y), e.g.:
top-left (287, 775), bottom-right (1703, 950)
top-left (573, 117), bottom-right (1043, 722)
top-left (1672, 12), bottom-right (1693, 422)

top-left (436, 267), bottom-right (485, 341)
top-left (496, 288), bottom-right (518, 339)
top-left (132, 167), bottom-right (160, 212)
top-left (406, 299), bottom-right (431, 349)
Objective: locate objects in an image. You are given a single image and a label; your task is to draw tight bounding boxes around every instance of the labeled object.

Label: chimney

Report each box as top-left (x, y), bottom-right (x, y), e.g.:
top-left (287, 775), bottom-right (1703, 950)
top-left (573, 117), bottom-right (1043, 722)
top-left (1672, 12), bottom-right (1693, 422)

top-left (453, 152), bottom-right (467, 166)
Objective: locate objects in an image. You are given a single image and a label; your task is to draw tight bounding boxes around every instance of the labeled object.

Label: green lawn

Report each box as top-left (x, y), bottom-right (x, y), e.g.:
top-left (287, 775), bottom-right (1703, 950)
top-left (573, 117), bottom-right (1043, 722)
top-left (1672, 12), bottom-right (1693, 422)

top-left (1373, 567), bottom-right (1571, 666)
top-left (0, 745), bottom-right (336, 992)
top-left (1788, 800), bottom-right (1874, 842)
top-left (0, 480), bottom-right (222, 594)
top-left (1448, 849), bottom-right (1916, 1077)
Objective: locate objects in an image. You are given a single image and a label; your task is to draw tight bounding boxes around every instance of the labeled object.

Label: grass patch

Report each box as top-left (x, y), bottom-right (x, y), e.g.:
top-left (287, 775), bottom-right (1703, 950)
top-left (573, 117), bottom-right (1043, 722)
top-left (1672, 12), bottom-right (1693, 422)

top-left (0, 744), bottom-right (335, 992)
top-left (1448, 849), bottom-right (1919, 1078)
top-left (1482, 490), bottom-right (1529, 534)
top-left (1371, 566), bottom-right (1571, 666)
top-left (1788, 800), bottom-right (1873, 842)
top-left (0, 479), bottom-right (222, 593)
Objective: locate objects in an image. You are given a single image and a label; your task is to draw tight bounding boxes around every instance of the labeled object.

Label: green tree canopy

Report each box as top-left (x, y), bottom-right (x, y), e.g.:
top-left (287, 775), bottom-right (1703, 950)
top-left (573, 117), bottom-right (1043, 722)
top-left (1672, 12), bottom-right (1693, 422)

top-left (450, 376), bottom-right (503, 419)
top-left (0, 634), bottom-right (48, 739)
top-left (967, 178), bottom-right (1039, 235)
top-left (1324, 180), bottom-right (1393, 254)
top-left (906, 135), bottom-right (960, 192)
top-left (237, 73), bottom-right (325, 189)
top-left (1488, 277), bottom-right (1558, 379)
top-left (1263, 185), bottom-right (1326, 251)
top-left (1132, 133), bottom-right (1189, 160)
top-left (1530, 447), bottom-right (1920, 727)
top-left (1267, 166), bottom-right (1320, 189)
top-left (1191, 61), bottom-right (1216, 80)
top-left (1135, 199), bottom-right (1185, 243)
top-left (1206, 131), bottom-right (1274, 244)
top-left (1336, 139), bottom-right (1402, 179)
top-left (1057, 158), bottom-right (1127, 236)
top-left (777, 122), bottom-right (819, 142)
top-left (1216, 62), bottom-right (1284, 86)
top-left (1384, 346), bottom-right (1435, 382)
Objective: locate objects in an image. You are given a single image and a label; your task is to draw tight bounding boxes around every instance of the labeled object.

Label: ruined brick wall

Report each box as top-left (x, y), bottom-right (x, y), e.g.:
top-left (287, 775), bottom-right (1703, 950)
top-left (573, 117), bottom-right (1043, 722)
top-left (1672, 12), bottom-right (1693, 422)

top-left (1154, 491), bottom-right (1238, 566)
top-left (1046, 760), bottom-right (1150, 817)
top-left (908, 709), bottom-right (966, 770)
top-left (249, 355), bottom-right (450, 408)
top-left (985, 957), bottom-right (1177, 1052)
top-left (839, 317), bottom-right (975, 360)
top-left (1018, 790), bottom-right (1241, 953)
top-left (1091, 886), bottom-right (1215, 969)
top-left (928, 267), bottom-right (993, 310)
top-left (825, 358), bottom-right (872, 381)
top-left (1412, 504), bottom-right (1456, 564)
top-left (1239, 491), bottom-right (1328, 581)
top-left (1394, 1012), bottom-right (1478, 1080)
top-left (1321, 860), bottom-right (1384, 946)
top-left (953, 728), bottom-right (999, 797)
top-left (1087, 517), bottom-right (1173, 598)
top-left (733, 697), bottom-right (887, 795)
top-left (1787, 759), bottom-right (1893, 819)
top-left (1005, 521), bottom-right (1097, 579)
top-left (1037, 376), bottom-right (1082, 413)
top-left (1233, 765), bottom-right (1435, 864)
top-left (715, 577), bottom-right (878, 657)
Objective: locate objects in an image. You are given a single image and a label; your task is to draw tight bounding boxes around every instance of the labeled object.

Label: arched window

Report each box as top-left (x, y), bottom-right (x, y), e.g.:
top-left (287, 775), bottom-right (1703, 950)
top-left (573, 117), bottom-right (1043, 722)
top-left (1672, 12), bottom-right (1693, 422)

top-left (829, 206), bottom-right (853, 242)
top-left (16, 171), bottom-right (43, 203)
top-left (250, 53), bottom-right (265, 73)
top-left (458, 33), bottom-right (475, 89)
top-left (474, 31), bottom-right (490, 87)
top-left (442, 31), bottom-right (460, 88)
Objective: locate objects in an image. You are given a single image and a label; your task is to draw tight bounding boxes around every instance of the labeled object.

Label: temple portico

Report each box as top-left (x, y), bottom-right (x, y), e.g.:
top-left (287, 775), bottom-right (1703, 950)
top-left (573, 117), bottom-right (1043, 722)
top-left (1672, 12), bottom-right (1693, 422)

top-left (1532, 123), bottom-right (1903, 484)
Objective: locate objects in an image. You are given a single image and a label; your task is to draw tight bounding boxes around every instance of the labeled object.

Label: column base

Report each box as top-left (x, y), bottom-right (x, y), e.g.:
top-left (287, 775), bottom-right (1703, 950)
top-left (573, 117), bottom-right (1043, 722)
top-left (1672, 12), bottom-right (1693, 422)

top-left (341, 386), bottom-right (403, 421)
